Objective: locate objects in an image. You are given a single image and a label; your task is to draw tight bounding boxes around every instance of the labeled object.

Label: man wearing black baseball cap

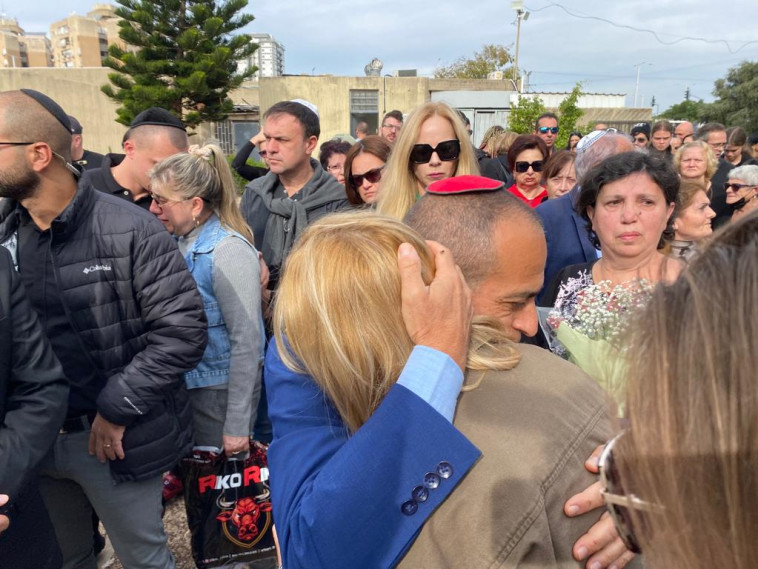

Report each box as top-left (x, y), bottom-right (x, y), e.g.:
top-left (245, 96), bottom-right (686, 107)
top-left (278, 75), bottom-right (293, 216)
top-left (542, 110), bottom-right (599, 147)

top-left (68, 115), bottom-right (104, 172)
top-left (83, 107), bottom-right (189, 210)
top-left (0, 89), bottom-right (206, 568)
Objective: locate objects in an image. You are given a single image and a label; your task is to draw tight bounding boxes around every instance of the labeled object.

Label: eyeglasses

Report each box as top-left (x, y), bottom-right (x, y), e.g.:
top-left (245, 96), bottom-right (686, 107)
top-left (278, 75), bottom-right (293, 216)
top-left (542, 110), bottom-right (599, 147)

top-left (350, 166), bottom-right (384, 187)
top-left (149, 192), bottom-right (191, 208)
top-left (538, 127), bottom-right (559, 135)
top-left (514, 160), bottom-right (544, 173)
top-left (0, 141), bottom-right (34, 148)
top-left (724, 183), bottom-right (755, 192)
top-left (381, 124), bottom-right (402, 131)
top-left (633, 137), bottom-right (648, 143)
top-left (599, 433), bottom-right (663, 555)
top-left (708, 142), bottom-right (726, 149)
top-left (410, 139), bottom-right (461, 164)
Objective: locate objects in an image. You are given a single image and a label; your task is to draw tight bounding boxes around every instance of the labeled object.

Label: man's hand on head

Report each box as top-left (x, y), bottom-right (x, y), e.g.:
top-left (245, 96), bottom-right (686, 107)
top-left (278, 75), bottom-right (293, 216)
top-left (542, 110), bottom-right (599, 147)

top-left (397, 240), bottom-right (472, 372)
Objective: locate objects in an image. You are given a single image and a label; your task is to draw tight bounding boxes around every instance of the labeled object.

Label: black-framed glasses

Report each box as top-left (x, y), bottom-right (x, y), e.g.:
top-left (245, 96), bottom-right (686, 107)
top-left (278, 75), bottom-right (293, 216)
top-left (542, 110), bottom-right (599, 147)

top-left (514, 160), bottom-right (544, 173)
top-left (0, 141), bottom-right (34, 148)
top-left (724, 183), bottom-right (755, 192)
top-left (410, 139), bottom-right (460, 164)
top-left (634, 137), bottom-right (648, 143)
top-left (538, 126), bottom-right (559, 135)
top-left (350, 166), bottom-right (384, 187)
top-left (599, 433), bottom-right (662, 555)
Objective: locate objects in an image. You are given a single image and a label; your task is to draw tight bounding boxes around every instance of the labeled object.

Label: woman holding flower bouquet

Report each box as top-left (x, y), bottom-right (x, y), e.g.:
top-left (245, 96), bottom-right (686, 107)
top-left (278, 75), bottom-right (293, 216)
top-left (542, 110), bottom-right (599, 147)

top-left (541, 152), bottom-right (682, 405)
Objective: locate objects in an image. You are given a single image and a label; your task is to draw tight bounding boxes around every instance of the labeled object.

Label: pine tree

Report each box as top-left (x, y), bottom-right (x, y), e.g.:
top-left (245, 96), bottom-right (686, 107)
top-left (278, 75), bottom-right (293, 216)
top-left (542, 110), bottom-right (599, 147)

top-left (101, 0), bottom-right (257, 128)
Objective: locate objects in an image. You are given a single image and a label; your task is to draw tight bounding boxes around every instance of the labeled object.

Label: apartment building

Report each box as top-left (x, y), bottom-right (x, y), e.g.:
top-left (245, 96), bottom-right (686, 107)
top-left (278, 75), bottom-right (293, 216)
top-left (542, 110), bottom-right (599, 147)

top-left (238, 33), bottom-right (285, 79)
top-left (49, 4), bottom-right (124, 68)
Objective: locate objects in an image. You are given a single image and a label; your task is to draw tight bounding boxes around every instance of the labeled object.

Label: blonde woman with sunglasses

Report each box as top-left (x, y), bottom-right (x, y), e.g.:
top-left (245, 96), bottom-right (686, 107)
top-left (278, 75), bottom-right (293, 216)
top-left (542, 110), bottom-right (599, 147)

top-left (377, 102), bottom-right (479, 219)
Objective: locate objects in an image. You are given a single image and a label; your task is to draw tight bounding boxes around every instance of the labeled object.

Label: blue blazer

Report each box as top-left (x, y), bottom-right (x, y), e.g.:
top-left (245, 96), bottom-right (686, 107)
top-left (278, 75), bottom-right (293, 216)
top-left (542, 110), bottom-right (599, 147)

top-left (265, 340), bottom-right (480, 569)
top-left (536, 187), bottom-right (598, 305)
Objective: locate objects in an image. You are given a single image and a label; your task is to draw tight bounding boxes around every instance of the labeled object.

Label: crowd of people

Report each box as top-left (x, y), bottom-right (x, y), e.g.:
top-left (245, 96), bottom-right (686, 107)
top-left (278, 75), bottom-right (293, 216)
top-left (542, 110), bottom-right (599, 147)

top-left (0, 86), bottom-right (756, 569)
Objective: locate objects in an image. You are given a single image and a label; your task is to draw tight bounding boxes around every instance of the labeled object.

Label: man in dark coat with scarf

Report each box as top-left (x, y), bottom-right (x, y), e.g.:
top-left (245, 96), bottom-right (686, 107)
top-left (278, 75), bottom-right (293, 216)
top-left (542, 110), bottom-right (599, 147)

top-left (240, 99), bottom-right (349, 292)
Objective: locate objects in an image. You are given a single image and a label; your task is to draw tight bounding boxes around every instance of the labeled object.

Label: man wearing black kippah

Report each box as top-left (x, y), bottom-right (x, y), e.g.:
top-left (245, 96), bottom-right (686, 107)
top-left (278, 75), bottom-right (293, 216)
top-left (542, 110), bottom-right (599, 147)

top-left (68, 115), bottom-right (104, 172)
top-left (83, 107), bottom-right (189, 211)
top-left (0, 90), bottom-right (207, 569)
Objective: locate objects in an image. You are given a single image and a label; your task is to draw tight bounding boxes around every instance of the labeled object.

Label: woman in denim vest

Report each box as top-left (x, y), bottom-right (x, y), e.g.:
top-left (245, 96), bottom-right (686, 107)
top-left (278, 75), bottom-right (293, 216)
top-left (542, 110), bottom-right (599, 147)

top-left (149, 144), bottom-right (265, 456)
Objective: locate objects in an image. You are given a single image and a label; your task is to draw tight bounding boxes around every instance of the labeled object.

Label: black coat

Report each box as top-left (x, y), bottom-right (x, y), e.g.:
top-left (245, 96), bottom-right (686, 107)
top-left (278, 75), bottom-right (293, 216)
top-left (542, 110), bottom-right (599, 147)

top-left (0, 247), bottom-right (68, 498)
top-left (0, 179), bottom-right (208, 482)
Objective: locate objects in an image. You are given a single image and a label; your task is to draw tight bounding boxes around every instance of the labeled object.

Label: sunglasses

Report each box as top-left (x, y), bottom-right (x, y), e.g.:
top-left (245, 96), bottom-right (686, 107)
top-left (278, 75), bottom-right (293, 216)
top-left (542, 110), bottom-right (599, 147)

top-left (350, 166), bottom-right (384, 187)
top-left (724, 182), bottom-right (755, 192)
top-left (410, 139), bottom-right (461, 164)
top-left (634, 137), bottom-right (648, 143)
top-left (514, 160), bottom-right (544, 173)
top-left (538, 126), bottom-right (559, 134)
top-left (599, 433), bottom-right (662, 555)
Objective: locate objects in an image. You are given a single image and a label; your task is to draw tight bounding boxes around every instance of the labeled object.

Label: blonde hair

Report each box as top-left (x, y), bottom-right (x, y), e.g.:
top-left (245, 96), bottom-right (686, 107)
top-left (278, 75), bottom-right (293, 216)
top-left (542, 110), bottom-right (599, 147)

top-left (617, 211), bottom-right (758, 568)
top-left (674, 140), bottom-right (718, 183)
top-left (490, 130), bottom-right (518, 157)
top-left (149, 144), bottom-right (253, 243)
top-left (376, 102), bottom-right (479, 220)
top-left (273, 211), bottom-right (519, 432)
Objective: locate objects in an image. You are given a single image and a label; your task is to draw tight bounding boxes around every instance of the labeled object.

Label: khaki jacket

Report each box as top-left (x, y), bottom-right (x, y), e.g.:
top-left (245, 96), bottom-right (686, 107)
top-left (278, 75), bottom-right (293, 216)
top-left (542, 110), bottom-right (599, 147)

top-left (397, 345), bottom-right (614, 569)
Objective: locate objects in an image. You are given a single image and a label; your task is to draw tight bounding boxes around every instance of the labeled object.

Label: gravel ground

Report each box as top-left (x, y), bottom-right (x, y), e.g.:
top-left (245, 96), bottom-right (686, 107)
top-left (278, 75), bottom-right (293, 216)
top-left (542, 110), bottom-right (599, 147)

top-left (107, 497), bottom-right (277, 569)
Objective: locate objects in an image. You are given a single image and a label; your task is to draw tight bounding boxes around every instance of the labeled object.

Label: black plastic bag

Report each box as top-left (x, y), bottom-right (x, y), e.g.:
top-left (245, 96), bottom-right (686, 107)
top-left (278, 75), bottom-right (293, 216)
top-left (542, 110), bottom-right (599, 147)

top-left (182, 441), bottom-right (277, 568)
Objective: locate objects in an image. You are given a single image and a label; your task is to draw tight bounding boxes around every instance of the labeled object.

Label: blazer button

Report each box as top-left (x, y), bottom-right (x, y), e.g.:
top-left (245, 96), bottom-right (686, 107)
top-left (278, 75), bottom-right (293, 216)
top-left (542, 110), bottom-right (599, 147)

top-left (411, 485), bottom-right (429, 503)
top-left (437, 461), bottom-right (453, 479)
top-left (423, 472), bottom-right (441, 489)
top-left (401, 499), bottom-right (418, 516)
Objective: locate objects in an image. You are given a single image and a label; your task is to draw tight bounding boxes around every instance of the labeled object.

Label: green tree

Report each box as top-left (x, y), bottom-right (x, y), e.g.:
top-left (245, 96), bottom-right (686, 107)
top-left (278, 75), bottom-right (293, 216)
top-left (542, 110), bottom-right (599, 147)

top-left (507, 95), bottom-right (546, 134)
top-left (700, 61), bottom-right (758, 131)
top-left (434, 44), bottom-right (513, 80)
top-left (555, 83), bottom-right (584, 149)
top-left (102, 0), bottom-right (257, 128)
top-left (659, 99), bottom-right (707, 123)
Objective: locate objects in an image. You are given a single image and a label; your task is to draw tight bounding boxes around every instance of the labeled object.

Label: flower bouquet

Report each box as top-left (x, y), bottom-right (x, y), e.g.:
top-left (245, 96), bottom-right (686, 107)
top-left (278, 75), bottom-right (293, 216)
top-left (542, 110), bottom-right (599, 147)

top-left (540, 273), bottom-right (653, 411)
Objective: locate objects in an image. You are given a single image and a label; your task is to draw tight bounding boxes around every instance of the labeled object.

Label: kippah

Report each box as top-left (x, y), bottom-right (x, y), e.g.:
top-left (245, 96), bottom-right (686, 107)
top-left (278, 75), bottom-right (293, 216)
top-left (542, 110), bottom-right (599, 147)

top-left (290, 98), bottom-right (320, 120)
top-left (630, 122), bottom-right (651, 138)
top-left (426, 175), bottom-right (505, 195)
top-left (576, 129), bottom-right (613, 154)
top-left (130, 107), bottom-right (186, 132)
top-left (20, 89), bottom-right (72, 134)
top-left (68, 115), bottom-right (83, 134)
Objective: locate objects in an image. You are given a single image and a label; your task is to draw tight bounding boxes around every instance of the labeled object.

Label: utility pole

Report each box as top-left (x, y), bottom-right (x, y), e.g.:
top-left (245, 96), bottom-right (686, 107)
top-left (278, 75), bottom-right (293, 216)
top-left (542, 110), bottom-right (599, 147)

top-left (511, 1), bottom-right (529, 93)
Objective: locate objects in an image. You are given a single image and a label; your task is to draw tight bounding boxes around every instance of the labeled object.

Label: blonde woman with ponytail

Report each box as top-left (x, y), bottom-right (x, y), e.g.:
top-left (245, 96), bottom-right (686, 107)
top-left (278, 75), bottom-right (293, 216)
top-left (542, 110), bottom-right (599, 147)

top-left (149, 144), bottom-right (264, 456)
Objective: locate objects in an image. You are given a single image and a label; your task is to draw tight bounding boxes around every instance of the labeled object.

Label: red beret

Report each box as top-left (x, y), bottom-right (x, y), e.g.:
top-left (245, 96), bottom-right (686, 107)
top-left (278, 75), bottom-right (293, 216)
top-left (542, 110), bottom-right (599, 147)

top-left (425, 175), bottom-right (505, 195)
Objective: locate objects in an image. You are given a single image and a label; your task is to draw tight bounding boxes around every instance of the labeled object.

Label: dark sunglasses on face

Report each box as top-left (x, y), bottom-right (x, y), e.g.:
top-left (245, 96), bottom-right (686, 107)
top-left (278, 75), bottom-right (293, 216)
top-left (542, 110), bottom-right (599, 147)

top-left (599, 433), bottom-right (663, 555)
top-left (410, 139), bottom-right (461, 164)
top-left (724, 182), bottom-right (755, 192)
top-left (514, 160), bottom-right (544, 173)
top-left (538, 126), bottom-right (559, 134)
top-left (350, 166), bottom-right (384, 187)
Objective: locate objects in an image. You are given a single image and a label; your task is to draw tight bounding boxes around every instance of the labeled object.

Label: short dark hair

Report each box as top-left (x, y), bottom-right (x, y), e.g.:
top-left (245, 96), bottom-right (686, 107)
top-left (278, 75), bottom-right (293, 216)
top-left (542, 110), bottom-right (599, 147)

top-left (382, 110), bottom-right (403, 125)
top-left (535, 112), bottom-right (559, 130)
top-left (404, 190), bottom-right (541, 287)
top-left (265, 101), bottom-right (320, 139)
top-left (695, 122), bottom-right (726, 142)
top-left (456, 109), bottom-right (471, 128)
top-left (577, 151), bottom-right (679, 249)
top-left (507, 134), bottom-right (549, 172)
top-left (318, 139), bottom-right (352, 170)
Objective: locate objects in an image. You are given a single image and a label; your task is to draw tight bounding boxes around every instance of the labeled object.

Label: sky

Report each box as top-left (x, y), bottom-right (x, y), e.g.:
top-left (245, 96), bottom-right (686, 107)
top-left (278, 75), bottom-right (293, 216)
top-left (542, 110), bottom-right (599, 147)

top-left (11, 0), bottom-right (758, 112)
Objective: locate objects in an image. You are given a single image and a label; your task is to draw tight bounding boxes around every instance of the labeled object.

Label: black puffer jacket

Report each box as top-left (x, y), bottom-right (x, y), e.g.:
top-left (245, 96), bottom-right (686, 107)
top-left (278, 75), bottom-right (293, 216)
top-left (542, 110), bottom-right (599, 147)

top-left (0, 179), bottom-right (208, 482)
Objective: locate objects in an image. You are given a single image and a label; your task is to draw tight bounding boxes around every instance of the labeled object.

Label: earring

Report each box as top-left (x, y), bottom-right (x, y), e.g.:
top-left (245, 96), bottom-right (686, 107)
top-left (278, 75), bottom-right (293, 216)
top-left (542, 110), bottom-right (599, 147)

top-left (194, 216), bottom-right (199, 228)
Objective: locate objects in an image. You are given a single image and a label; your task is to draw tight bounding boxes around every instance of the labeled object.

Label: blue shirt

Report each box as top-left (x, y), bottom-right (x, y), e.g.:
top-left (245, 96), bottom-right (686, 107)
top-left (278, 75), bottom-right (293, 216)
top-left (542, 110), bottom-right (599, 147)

top-left (397, 346), bottom-right (463, 422)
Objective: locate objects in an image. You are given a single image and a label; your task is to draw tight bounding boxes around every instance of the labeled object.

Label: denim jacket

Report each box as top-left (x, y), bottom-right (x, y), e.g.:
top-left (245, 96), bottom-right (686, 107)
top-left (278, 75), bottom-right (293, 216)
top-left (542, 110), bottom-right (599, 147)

top-left (183, 215), bottom-right (255, 389)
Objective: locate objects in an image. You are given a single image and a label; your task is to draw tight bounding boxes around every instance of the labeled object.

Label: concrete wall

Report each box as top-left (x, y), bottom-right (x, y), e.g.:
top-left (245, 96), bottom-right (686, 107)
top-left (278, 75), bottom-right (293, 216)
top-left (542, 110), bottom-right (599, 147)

top-left (0, 68), bottom-right (125, 153)
top-left (259, 76), bottom-right (431, 142)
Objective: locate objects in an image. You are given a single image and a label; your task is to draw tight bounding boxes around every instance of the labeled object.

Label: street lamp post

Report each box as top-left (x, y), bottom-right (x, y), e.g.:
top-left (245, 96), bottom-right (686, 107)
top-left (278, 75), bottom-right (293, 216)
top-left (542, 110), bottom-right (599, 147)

top-left (511, 1), bottom-right (529, 93)
top-left (633, 62), bottom-right (652, 107)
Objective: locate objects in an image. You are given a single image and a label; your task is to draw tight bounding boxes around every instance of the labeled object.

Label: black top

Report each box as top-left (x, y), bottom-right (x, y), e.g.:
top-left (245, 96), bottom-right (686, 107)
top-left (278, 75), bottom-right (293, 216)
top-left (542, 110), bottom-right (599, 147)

top-left (15, 207), bottom-right (102, 418)
top-left (73, 149), bottom-right (105, 172)
top-left (232, 141), bottom-right (269, 181)
top-left (82, 153), bottom-right (153, 211)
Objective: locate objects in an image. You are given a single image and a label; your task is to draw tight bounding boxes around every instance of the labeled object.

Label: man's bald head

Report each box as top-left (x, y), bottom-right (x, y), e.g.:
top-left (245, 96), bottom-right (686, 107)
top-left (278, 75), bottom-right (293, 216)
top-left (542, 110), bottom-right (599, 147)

top-left (404, 190), bottom-right (542, 287)
top-left (575, 132), bottom-right (634, 180)
top-left (0, 90), bottom-right (72, 161)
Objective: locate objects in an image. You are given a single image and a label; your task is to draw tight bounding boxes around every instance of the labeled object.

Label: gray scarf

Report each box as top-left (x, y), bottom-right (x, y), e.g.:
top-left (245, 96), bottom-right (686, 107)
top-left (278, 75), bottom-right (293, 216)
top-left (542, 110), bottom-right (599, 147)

top-left (254, 158), bottom-right (347, 272)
